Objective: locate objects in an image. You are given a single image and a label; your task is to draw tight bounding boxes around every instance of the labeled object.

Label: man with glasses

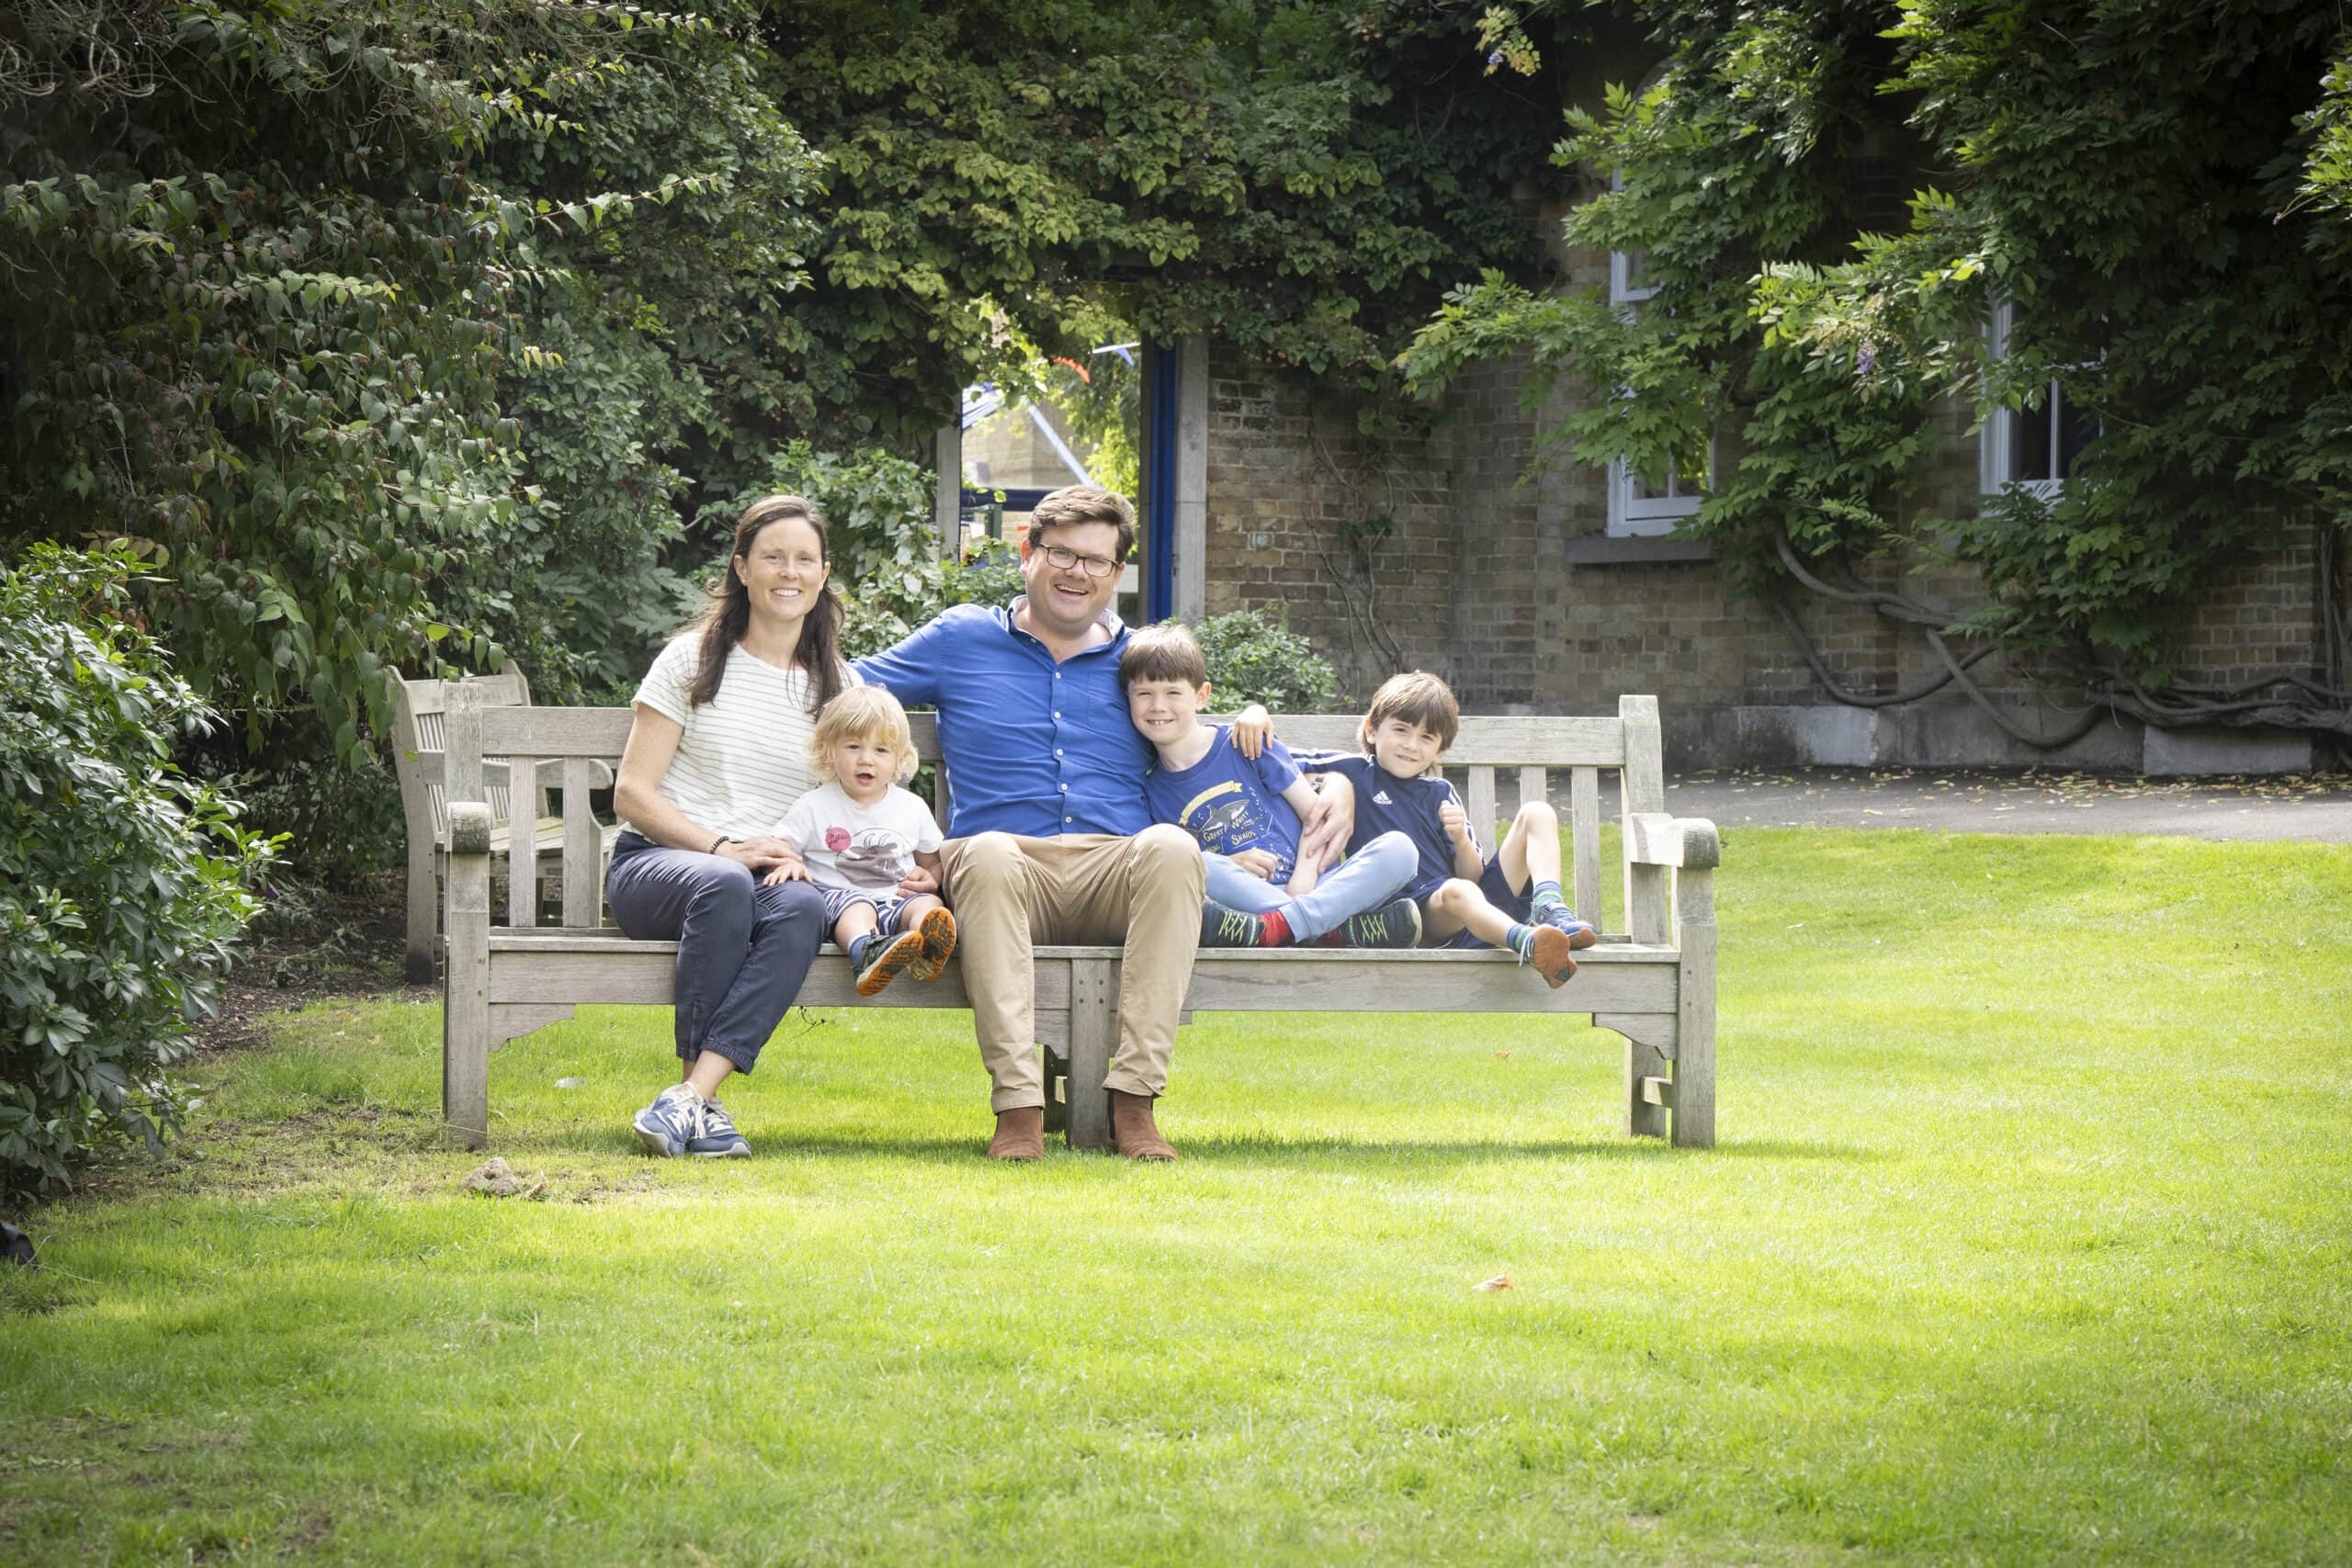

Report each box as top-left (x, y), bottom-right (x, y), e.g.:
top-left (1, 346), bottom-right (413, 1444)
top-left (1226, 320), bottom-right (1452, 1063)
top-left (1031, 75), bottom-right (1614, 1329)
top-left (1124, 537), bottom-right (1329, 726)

top-left (856, 485), bottom-right (1335, 1161)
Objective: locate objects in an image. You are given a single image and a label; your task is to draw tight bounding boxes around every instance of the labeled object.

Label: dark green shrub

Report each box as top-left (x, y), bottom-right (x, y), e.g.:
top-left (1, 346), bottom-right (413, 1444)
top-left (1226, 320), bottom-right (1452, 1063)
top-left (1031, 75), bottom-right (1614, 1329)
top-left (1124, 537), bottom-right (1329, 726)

top-left (948, 540), bottom-right (1026, 610)
top-left (1193, 608), bottom-right (1340, 713)
top-left (0, 548), bottom-right (272, 1195)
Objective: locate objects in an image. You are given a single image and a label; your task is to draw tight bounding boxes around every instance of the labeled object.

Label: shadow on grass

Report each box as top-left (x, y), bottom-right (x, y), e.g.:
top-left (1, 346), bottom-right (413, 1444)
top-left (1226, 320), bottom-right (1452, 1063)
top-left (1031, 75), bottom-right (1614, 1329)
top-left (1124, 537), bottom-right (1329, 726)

top-left (519, 1129), bottom-right (1883, 1167)
top-left (1170, 1134), bottom-right (1883, 1166)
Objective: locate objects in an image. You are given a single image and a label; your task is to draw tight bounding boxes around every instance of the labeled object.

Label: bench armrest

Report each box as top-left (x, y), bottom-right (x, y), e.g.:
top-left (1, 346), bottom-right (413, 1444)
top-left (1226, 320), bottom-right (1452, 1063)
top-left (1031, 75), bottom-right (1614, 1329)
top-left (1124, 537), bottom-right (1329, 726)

top-left (1625, 813), bottom-right (1722, 870)
top-left (447, 801), bottom-right (494, 857)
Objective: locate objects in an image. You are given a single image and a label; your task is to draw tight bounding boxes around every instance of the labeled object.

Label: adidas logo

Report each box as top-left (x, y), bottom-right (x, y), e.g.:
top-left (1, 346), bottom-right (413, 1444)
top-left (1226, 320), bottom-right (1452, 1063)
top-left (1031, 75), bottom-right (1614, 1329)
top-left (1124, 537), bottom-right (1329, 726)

top-left (1371, 789), bottom-right (1393, 805)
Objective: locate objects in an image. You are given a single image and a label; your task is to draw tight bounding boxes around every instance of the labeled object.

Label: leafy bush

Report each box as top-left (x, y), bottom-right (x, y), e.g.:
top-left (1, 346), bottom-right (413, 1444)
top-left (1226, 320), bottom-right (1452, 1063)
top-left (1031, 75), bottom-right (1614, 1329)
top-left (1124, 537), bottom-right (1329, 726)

top-left (949, 540), bottom-right (1026, 611)
top-left (0, 548), bottom-right (272, 1195)
top-left (226, 748), bottom-right (405, 897)
top-left (1193, 608), bottom-right (1340, 713)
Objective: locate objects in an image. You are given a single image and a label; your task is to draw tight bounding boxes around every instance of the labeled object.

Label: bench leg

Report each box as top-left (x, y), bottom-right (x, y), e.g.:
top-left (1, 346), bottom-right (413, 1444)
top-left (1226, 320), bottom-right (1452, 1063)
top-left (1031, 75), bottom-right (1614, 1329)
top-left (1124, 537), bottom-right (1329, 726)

top-left (406, 840), bottom-right (438, 983)
top-left (1037, 1010), bottom-right (1070, 1136)
top-left (1606, 1017), bottom-right (1673, 1141)
top-left (1671, 868), bottom-right (1717, 1149)
top-left (1064, 957), bottom-right (1116, 1151)
top-left (443, 850), bottom-right (492, 1150)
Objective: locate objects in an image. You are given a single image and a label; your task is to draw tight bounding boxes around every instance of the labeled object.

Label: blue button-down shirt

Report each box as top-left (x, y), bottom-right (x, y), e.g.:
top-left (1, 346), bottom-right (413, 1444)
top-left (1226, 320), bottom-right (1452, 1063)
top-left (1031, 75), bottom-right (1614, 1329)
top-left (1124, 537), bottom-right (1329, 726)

top-left (853, 600), bottom-right (1150, 839)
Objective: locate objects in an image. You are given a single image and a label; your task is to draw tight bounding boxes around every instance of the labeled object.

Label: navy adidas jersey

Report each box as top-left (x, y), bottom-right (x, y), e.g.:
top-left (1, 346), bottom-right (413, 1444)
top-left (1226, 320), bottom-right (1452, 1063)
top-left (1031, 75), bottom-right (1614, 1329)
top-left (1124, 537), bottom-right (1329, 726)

top-left (1293, 750), bottom-right (1485, 902)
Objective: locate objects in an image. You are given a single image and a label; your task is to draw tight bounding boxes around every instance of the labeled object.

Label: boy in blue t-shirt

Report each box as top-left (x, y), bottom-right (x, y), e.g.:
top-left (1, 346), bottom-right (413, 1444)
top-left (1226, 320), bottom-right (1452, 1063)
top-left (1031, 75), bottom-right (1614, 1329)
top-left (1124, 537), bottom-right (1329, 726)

top-left (1120, 624), bottom-right (1420, 948)
top-left (1297, 671), bottom-right (1598, 987)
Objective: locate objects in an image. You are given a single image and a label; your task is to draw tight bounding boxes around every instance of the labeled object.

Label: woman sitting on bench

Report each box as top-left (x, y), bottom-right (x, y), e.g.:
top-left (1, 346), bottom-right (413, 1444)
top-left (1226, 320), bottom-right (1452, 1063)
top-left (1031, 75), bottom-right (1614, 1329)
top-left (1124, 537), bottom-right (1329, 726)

top-left (605, 494), bottom-right (864, 1159)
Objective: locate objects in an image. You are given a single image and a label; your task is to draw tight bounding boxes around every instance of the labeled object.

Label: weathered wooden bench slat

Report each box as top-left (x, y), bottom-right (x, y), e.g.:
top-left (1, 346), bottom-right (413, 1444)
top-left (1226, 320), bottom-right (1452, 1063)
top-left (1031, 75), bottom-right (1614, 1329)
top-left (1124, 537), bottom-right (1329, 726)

top-left (1260, 713), bottom-right (1630, 765)
top-left (478, 945), bottom-right (1675, 1014)
top-left (485, 950), bottom-right (1073, 1012)
top-left (437, 687), bottom-right (1720, 1152)
top-left (505, 751), bottom-right (541, 929)
top-left (1571, 764), bottom-right (1603, 934)
top-left (483, 932), bottom-right (1682, 960)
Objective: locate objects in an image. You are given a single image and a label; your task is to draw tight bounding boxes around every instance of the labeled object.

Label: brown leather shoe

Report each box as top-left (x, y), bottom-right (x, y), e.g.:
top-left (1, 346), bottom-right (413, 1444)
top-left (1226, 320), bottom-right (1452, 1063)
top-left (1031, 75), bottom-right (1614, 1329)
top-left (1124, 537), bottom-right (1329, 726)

top-left (985, 1106), bottom-right (1045, 1161)
top-left (1109, 1089), bottom-right (1178, 1161)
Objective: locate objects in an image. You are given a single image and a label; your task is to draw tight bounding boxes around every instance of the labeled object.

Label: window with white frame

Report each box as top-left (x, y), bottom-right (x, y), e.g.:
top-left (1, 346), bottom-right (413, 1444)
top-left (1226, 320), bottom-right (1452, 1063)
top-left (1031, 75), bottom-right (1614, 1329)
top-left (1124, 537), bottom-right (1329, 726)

top-left (1605, 184), bottom-right (1710, 537)
top-left (1980, 301), bottom-right (2098, 498)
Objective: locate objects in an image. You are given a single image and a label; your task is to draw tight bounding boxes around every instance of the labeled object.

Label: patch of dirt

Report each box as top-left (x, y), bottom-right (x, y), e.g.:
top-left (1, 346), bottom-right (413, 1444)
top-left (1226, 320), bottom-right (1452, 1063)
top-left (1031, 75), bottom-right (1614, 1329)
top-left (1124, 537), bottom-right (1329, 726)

top-left (198, 883), bottom-right (434, 1054)
top-left (284, 1512), bottom-right (337, 1552)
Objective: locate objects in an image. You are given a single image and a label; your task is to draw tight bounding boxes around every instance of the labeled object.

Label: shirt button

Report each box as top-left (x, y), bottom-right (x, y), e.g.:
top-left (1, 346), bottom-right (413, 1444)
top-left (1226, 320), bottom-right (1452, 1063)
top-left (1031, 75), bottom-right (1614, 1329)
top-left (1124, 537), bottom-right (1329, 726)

top-left (1065, 815), bottom-right (1073, 823)
top-left (1055, 748), bottom-right (1063, 757)
top-left (1059, 783), bottom-right (1069, 791)
top-left (1053, 711), bottom-right (1061, 718)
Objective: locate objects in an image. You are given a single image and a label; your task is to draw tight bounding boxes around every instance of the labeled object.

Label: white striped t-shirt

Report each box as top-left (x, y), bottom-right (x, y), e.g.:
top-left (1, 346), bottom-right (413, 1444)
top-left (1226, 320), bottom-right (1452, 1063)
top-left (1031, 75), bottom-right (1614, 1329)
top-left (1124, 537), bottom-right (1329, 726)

top-left (628, 637), bottom-right (858, 841)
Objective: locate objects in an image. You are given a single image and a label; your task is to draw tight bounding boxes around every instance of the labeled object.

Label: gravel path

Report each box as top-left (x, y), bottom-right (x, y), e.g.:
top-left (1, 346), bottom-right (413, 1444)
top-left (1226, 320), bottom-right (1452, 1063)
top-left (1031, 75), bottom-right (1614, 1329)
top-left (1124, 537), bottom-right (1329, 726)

top-left (1661, 767), bottom-right (2352, 842)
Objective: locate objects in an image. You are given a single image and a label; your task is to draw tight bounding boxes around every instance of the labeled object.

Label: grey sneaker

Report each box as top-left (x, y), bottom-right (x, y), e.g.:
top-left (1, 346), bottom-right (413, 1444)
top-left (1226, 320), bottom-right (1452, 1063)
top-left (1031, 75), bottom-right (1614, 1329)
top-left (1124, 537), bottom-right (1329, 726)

top-left (1200, 902), bottom-right (1267, 948)
top-left (1342, 896), bottom-right (1423, 949)
top-left (685, 1097), bottom-right (751, 1158)
top-left (632, 1083), bottom-right (750, 1158)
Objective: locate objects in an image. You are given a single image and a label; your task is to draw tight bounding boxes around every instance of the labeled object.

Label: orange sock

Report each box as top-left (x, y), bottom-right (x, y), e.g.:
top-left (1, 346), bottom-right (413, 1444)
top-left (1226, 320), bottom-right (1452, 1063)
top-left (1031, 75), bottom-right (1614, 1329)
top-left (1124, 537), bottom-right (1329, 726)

top-left (1260, 910), bottom-right (1291, 947)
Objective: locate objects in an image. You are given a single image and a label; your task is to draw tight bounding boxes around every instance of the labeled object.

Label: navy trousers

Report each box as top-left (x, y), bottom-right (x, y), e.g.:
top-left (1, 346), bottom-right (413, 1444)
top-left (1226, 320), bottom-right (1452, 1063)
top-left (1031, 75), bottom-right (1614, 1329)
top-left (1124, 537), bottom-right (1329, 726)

top-left (604, 832), bottom-right (828, 1074)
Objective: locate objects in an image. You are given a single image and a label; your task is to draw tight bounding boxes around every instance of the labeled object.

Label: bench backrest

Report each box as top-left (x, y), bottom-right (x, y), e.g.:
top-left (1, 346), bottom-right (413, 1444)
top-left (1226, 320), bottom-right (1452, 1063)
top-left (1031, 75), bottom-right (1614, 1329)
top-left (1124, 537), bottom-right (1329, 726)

top-left (443, 693), bottom-right (1670, 939)
top-left (389, 664), bottom-right (543, 852)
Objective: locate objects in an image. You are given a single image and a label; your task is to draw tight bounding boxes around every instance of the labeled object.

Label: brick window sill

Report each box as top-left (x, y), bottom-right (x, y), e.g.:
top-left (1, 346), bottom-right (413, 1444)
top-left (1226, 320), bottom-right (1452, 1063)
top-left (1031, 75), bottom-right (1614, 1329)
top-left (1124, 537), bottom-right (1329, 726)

top-left (1563, 534), bottom-right (1713, 566)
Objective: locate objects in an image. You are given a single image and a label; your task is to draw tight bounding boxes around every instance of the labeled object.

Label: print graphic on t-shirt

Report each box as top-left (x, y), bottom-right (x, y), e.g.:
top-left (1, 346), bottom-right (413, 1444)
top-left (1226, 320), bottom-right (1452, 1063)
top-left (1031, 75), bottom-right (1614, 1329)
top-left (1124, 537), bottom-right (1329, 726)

top-left (1179, 781), bottom-right (1269, 857)
top-left (831, 827), bottom-right (913, 890)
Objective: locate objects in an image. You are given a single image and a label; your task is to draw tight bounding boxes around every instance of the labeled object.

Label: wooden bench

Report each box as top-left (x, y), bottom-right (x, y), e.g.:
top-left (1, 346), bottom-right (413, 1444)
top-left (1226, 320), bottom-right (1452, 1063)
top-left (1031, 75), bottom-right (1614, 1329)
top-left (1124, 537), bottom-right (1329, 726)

top-left (389, 664), bottom-right (616, 982)
top-left (438, 689), bottom-right (1720, 1151)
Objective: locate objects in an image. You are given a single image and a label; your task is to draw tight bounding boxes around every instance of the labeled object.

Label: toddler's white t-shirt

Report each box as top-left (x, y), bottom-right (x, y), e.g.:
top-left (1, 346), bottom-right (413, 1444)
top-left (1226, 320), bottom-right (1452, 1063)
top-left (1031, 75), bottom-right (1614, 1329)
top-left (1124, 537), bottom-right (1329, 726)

top-left (775, 782), bottom-right (943, 895)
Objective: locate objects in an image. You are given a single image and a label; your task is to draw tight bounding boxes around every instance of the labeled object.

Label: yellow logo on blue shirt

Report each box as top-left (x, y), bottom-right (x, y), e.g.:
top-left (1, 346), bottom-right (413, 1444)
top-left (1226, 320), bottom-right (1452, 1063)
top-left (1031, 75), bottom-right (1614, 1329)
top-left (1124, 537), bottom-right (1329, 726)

top-left (1180, 780), bottom-right (1266, 855)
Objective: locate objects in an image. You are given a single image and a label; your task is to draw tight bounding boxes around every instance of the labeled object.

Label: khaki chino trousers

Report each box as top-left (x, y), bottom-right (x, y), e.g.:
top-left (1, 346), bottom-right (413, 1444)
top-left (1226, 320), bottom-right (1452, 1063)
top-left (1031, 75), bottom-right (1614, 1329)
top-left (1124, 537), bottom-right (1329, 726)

top-left (937, 827), bottom-right (1205, 1111)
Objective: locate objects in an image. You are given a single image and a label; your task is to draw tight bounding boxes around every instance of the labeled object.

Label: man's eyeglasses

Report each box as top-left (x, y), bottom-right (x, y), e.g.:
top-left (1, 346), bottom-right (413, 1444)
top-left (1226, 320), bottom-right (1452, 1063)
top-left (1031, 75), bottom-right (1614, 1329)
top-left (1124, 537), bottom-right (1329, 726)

top-left (1039, 543), bottom-right (1122, 580)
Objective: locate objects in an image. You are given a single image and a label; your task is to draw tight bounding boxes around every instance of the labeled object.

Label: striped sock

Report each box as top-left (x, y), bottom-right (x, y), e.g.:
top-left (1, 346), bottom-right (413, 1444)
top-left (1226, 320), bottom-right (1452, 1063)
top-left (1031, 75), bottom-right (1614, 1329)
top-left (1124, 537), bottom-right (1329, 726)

top-left (1532, 879), bottom-right (1564, 914)
top-left (848, 932), bottom-right (875, 968)
top-left (1506, 921), bottom-right (1536, 958)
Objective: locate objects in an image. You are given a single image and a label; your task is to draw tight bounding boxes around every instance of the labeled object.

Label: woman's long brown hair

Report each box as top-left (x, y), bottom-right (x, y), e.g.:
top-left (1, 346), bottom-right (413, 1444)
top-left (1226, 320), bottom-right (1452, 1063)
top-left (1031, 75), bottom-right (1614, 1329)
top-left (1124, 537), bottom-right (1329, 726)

top-left (686, 494), bottom-right (845, 716)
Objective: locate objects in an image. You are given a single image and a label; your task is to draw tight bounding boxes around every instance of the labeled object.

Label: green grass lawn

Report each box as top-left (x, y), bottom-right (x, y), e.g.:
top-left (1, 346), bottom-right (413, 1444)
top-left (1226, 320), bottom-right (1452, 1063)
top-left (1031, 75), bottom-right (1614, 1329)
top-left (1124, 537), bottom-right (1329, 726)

top-left (4, 829), bottom-right (2349, 1565)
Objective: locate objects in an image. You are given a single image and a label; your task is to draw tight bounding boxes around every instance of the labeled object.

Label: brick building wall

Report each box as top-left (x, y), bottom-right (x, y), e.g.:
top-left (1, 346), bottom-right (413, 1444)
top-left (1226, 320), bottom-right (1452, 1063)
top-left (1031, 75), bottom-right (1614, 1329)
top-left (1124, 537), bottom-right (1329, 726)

top-left (1200, 329), bottom-right (2338, 771)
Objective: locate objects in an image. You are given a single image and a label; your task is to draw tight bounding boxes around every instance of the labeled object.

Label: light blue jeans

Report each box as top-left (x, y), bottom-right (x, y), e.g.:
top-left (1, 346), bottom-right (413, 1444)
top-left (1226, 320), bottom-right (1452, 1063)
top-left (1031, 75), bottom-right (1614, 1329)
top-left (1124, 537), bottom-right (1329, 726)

top-left (1202, 830), bottom-right (1417, 942)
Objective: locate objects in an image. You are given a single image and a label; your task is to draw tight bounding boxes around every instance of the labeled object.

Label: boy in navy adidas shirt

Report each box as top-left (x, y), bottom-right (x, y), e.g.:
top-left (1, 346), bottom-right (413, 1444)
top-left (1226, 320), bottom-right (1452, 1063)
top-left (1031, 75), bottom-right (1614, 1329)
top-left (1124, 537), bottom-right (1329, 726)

top-left (1122, 623), bottom-right (1422, 949)
top-left (1297, 671), bottom-right (1598, 986)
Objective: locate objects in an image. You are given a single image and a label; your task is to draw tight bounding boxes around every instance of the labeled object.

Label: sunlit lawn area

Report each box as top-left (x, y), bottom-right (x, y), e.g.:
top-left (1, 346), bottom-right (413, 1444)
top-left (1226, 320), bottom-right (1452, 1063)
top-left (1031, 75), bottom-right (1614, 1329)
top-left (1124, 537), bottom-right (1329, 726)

top-left (3, 828), bottom-right (2348, 1564)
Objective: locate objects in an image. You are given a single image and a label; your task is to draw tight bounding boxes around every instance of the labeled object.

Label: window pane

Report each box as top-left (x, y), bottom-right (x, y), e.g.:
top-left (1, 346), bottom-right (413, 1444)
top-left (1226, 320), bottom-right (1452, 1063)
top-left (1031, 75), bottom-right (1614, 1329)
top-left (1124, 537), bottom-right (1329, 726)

top-left (1630, 461), bottom-right (1703, 502)
top-left (2055, 389), bottom-right (2097, 478)
top-left (2014, 392), bottom-right (2054, 483)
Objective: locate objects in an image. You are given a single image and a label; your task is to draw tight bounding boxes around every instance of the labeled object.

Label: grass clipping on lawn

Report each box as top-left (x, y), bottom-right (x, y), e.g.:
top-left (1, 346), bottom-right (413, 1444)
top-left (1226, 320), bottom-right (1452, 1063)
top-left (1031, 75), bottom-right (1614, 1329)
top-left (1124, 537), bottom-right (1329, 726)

top-left (2, 829), bottom-right (2347, 1565)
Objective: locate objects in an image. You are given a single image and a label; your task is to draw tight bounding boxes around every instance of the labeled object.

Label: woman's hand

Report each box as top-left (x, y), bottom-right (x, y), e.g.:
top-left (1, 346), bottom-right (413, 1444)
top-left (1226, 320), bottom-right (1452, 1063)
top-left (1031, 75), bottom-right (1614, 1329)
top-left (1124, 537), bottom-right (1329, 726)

top-left (1226, 704), bottom-right (1274, 760)
top-left (729, 827), bottom-right (804, 879)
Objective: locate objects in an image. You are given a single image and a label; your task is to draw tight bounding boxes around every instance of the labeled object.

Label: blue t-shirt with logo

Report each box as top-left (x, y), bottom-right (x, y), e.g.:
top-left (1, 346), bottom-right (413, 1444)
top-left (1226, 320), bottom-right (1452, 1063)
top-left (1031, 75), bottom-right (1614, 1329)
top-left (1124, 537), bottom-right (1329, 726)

top-left (1144, 726), bottom-right (1305, 880)
top-left (1293, 750), bottom-right (1487, 903)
